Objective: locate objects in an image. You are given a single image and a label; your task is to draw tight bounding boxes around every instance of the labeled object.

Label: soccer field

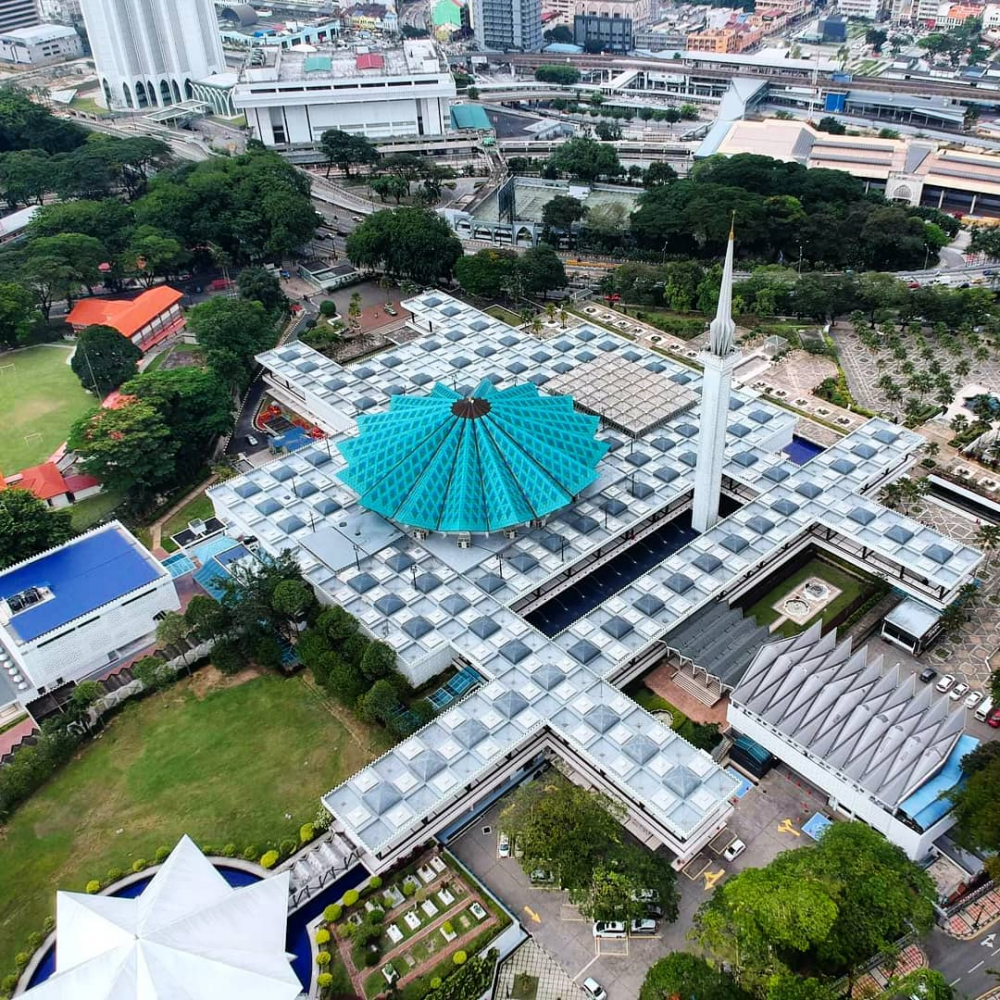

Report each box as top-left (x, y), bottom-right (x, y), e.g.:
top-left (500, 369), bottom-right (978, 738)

top-left (0, 345), bottom-right (95, 472)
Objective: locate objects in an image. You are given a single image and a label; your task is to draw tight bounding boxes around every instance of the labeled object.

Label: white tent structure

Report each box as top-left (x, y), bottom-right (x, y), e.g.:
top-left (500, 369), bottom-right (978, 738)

top-left (24, 835), bottom-right (302, 999)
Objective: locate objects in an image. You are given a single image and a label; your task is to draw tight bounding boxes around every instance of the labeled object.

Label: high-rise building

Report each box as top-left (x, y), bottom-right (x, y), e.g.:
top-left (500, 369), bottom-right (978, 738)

top-left (473, 0), bottom-right (541, 50)
top-left (692, 226), bottom-right (739, 534)
top-left (79, 0), bottom-right (226, 111)
top-left (0, 0), bottom-right (39, 32)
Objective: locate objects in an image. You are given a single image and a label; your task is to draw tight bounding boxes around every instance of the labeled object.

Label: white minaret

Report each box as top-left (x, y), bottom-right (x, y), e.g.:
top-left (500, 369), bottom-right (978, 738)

top-left (692, 225), bottom-right (740, 534)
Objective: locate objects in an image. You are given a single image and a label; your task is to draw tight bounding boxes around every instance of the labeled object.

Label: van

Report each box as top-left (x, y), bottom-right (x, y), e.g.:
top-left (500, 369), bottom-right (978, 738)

top-left (976, 697), bottom-right (993, 722)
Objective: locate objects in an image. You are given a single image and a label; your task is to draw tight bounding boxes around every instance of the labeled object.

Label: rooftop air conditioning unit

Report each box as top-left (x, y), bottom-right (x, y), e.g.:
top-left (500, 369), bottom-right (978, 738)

top-left (529, 519), bottom-right (545, 529)
top-left (458, 533), bottom-right (472, 549)
top-left (189, 519), bottom-right (207, 537)
top-left (413, 528), bottom-right (429, 540)
top-left (503, 528), bottom-right (517, 540)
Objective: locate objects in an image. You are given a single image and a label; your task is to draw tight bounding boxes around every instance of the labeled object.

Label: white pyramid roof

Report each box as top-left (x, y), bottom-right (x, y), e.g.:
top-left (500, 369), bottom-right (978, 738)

top-left (25, 835), bottom-right (302, 1000)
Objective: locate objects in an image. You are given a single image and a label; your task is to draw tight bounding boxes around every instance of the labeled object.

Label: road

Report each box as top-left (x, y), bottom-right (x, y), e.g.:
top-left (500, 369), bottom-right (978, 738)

top-left (926, 925), bottom-right (1000, 997)
top-left (400, 0), bottom-right (429, 29)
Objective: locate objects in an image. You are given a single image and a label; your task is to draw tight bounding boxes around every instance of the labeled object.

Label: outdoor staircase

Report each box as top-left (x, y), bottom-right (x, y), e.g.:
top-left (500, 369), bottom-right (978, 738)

top-left (284, 828), bottom-right (360, 909)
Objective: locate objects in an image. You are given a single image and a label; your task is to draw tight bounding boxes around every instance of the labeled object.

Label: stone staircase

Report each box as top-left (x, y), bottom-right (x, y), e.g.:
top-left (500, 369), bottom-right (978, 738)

top-left (670, 667), bottom-right (723, 707)
top-left (283, 828), bottom-right (360, 909)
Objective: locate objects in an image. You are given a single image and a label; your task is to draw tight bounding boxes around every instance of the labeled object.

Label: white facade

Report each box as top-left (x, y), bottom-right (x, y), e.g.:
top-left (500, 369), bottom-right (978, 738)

top-left (0, 21), bottom-right (79, 62)
top-left (234, 41), bottom-right (456, 145)
top-left (79, 0), bottom-right (226, 111)
top-left (835, 0), bottom-right (886, 18)
top-left (984, 2), bottom-right (1000, 27)
top-left (0, 523), bottom-right (178, 698)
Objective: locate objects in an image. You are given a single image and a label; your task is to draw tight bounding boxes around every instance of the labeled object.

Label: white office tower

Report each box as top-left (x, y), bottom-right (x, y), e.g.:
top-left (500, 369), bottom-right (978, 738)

top-left (0, 0), bottom-right (39, 31)
top-left (692, 228), bottom-right (740, 534)
top-left (474, 0), bottom-right (542, 50)
top-left (80, 0), bottom-right (226, 111)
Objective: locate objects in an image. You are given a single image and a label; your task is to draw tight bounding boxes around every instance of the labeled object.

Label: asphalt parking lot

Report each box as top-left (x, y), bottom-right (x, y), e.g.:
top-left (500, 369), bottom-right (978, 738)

top-left (449, 768), bottom-right (827, 1000)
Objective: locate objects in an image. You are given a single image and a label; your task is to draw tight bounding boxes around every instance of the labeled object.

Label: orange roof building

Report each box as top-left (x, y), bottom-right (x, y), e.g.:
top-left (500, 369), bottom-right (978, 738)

top-left (67, 286), bottom-right (186, 353)
top-left (1, 462), bottom-right (102, 508)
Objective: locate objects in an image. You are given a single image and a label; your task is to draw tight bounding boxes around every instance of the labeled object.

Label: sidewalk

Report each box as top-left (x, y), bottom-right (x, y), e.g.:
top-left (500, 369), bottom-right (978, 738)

top-left (945, 887), bottom-right (1000, 939)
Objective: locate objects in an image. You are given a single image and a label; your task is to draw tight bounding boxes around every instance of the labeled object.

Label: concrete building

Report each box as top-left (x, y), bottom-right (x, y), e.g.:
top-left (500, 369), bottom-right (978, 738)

top-left (0, 523), bottom-right (178, 705)
top-left (473, 0), bottom-right (542, 50)
top-left (234, 41), bottom-right (456, 145)
top-left (1, 462), bottom-right (101, 509)
top-left (79, 0), bottom-right (227, 111)
top-left (0, 0), bottom-right (38, 31)
top-left (686, 24), bottom-right (762, 52)
top-left (66, 286), bottom-right (186, 353)
top-left (574, 12), bottom-right (633, 51)
top-left (728, 623), bottom-right (978, 860)
top-left (0, 21), bottom-right (79, 63)
top-left (819, 12), bottom-right (848, 40)
top-left (984, 1), bottom-right (1000, 26)
top-left (37, 0), bottom-right (81, 22)
top-left (835, 0), bottom-right (887, 18)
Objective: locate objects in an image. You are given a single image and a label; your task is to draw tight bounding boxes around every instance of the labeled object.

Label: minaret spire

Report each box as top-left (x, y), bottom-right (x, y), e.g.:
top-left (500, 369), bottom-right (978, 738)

top-left (692, 222), bottom-right (741, 535)
top-left (709, 221), bottom-right (736, 358)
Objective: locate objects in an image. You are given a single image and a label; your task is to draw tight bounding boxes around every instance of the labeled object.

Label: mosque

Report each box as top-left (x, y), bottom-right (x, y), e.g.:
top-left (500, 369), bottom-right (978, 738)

top-left (208, 235), bottom-right (981, 871)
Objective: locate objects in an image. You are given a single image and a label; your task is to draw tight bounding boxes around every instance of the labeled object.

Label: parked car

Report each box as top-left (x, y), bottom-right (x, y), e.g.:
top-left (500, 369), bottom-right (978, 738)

top-left (498, 832), bottom-right (511, 858)
top-left (384, 303), bottom-right (398, 316)
top-left (529, 869), bottom-right (554, 884)
top-left (988, 708), bottom-right (1000, 728)
top-left (643, 903), bottom-right (664, 919)
top-left (935, 674), bottom-right (955, 693)
top-left (723, 838), bottom-right (747, 862)
top-left (582, 979), bottom-right (607, 1000)
top-left (918, 668), bottom-right (938, 684)
top-left (630, 919), bottom-right (658, 935)
top-left (631, 888), bottom-right (660, 903)
top-left (246, 434), bottom-right (259, 447)
top-left (950, 682), bottom-right (970, 702)
top-left (965, 691), bottom-right (984, 710)
top-left (592, 921), bottom-right (627, 938)
top-left (514, 836), bottom-right (524, 858)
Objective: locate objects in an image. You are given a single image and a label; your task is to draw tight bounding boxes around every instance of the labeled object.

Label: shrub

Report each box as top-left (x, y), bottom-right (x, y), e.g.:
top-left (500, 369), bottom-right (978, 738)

top-left (86, 880), bottom-right (102, 894)
top-left (26, 931), bottom-right (42, 950)
top-left (338, 922), bottom-right (354, 939)
top-left (3, 974), bottom-right (20, 993)
top-left (431, 977), bottom-right (443, 989)
top-left (402, 881), bottom-right (416, 898)
top-left (260, 850), bottom-right (280, 869)
top-left (317, 951), bottom-right (332, 966)
top-left (369, 875), bottom-right (383, 891)
top-left (14, 952), bottom-right (30, 970)
top-left (222, 843), bottom-right (237, 857)
top-left (42, 916), bottom-right (55, 934)
top-left (343, 888), bottom-right (360, 907)
top-left (442, 920), bottom-right (454, 935)
top-left (106, 867), bottom-right (123, 883)
top-left (243, 846), bottom-right (258, 861)
top-left (324, 903), bottom-right (342, 922)
top-left (318, 973), bottom-right (333, 989)
top-left (132, 859), bottom-right (148, 873)
top-left (279, 837), bottom-right (298, 858)
top-left (316, 928), bottom-right (331, 945)
top-left (320, 299), bottom-right (337, 317)
top-left (453, 951), bottom-right (467, 966)
top-left (364, 948), bottom-right (381, 967)
top-left (211, 638), bottom-right (244, 676)
top-left (300, 822), bottom-right (315, 844)
top-left (383, 892), bottom-right (395, 908)
top-left (154, 846), bottom-right (171, 864)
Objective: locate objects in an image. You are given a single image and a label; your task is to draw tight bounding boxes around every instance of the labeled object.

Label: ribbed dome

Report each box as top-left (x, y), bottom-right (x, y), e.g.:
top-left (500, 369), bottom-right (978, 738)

top-left (338, 380), bottom-right (608, 534)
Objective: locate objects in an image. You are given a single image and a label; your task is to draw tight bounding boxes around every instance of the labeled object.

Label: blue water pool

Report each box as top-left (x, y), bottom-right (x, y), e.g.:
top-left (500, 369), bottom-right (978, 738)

top-left (162, 551), bottom-right (195, 578)
top-left (783, 435), bottom-right (825, 466)
top-left (27, 865), bottom-right (317, 991)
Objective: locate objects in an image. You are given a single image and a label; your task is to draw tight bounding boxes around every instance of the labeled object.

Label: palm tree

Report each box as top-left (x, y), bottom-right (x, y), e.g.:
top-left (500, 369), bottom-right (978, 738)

top-left (519, 306), bottom-right (534, 327)
top-left (976, 524), bottom-right (1000, 567)
top-left (559, 308), bottom-right (568, 328)
top-left (530, 315), bottom-right (543, 337)
top-left (545, 303), bottom-right (556, 324)
top-left (348, 291), bottom-right (363, 336)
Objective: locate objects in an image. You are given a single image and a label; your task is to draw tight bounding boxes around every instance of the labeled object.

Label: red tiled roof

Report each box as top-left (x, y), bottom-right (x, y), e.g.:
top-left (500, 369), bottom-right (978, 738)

top-left (67, 286), bottom-right (184, 340)
top-left (356, 52), bottom-right (384, 69)
top-left (4, 461), bottom-right (68, 501)
top-left (63, 473), bottom-right (102, 493)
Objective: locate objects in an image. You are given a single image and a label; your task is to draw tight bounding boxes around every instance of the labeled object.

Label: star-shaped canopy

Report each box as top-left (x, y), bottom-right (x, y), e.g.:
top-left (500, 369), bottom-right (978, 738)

top-left (25, 835), bottom-right (301, 1000)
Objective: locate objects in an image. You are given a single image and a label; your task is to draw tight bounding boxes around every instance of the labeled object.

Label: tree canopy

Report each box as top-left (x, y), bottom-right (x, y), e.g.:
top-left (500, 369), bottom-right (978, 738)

top-left (640, 953), bottom-right (749, 1000)
top-left (346, 207), bottom-right (463, 284)
top-left (187, 296), bottom-right (279, 391)
top-left (547, 137), bottom-right (623, 181)
top-left (950, 748), bottom-right (1000, 854)
top-left (0, 488), bottom-right (74, 570)
top-left (70, 324), bottom-right (142, 395)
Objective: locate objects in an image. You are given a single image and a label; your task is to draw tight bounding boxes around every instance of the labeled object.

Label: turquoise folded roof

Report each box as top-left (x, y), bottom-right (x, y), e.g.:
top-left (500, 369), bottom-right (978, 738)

top-left (338, 379), bottom-right (608, 533)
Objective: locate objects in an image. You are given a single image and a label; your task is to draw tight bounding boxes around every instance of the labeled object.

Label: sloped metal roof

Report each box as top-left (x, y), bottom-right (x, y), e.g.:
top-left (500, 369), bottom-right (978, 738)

top-left (730, 622), bottom-right (965, 807)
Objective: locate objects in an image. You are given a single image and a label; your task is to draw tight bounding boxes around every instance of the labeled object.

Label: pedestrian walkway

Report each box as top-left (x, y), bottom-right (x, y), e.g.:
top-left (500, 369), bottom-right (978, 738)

top-left (495, 938), bottom-right (586, 1000)
top-left (946, 887), bottom-right (1000, 939)
top-left (851, 944), bottom-right (926, 997)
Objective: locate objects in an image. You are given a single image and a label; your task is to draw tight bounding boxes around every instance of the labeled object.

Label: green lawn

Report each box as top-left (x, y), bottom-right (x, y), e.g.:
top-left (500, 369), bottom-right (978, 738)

top-left (0, 345), bottom-right (95, 472)
top-left (485, 304), bottom-right (522, 326)
top-left (68, 485), bottom-right (128, 531)
top-left (144, 343), bottom-right (204, 374)
top-left (0, 672), bottom-right (383, 974)
top-left (160, 490), bottom-right (215, 552)
top-left (744, 556), bottom-right (875, 638)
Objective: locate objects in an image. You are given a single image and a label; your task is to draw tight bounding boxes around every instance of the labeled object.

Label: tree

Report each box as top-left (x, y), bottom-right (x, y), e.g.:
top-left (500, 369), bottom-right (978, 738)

top-left (370, 174), bottom-right (409, 204)
top-left (271, 578), bottom-right (314, 635)
top-left (319, 129), bottom-right (379, 178)
top-left (0, 149), bottom-right (55, 208)
top-left (961, 741), bottom-right (1000, 775)
top-left (69, 401), bottom-right (178, 494)
top-left (949, 752), bottom-right (1000, 853)
top-left (541, 195), bottom-right (587, 232)
top-left (70, 324), bottom-right (142, 395)
top-left (360, 640), bottom-right (396, 681)
top-left (594, 120), bottom-right (622, 142)
top-left (816, 116), bottom-right (846, 135)
top-left (534, 64), bottom-right (581, 85)
top-left (0, 488), bottom-right (74, 570)
top-left (21, 233), bottom-right (105, 316)
top-left (184, 594), bottom-right (231, 643)
top-left (237, 266), bottom-right (287, 314)
top-left (123, 226), bottom-right (185, 286)
top-left (156, 611), bottom-right (192, 671)
top-left (187, 296), bottom-right (277, 390)
top-left (543, 25), bottom-right (574, 43)
top-left (643, 161), bottom-right (677, 188)
top-left (0, 85), bottom-right (86, 154)
top-left (0, 281), bottom-right (37, 349)
top-left (516, 244), bottom-right (566, 298)
top-left (358, 678), bottom-right (403, 725)
top-left (866, 27), bottom-right (888, 52)
top-left (547, 137), bottom-right (622, 181)
top-left (346, 208), bottom-right (463, 285)
top-left (455, 248), bottom-right (519, 299)
top-left (640, 953), bottom-right (747, 1000)
top-left (584, 202), bottom-right (628, 237)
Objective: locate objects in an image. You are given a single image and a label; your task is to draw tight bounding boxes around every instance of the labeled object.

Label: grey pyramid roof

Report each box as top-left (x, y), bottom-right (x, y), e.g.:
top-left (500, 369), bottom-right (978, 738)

top-left (731, 622), bottom-right (965, 807)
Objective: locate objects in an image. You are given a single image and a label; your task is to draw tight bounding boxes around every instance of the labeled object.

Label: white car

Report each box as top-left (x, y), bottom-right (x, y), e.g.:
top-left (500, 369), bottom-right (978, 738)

top-left (723, 838), bottom-right (747, 862)
top-left (592, 921), bottom-right (627, 938)
top-left (246, 434), bottom-right (259, 447)
top-left (950, 682), bottom-right (970, 702)
top-left (583, 979), bottom-right (607, 1000)
top-left (966, 691), bottom-right (984, 710)
top-left (498, 832), bottom-right (511, 858)
top-left (630, 918), bottom-right (657, 935)
top-left (935, 674), bottom-right (956, 693)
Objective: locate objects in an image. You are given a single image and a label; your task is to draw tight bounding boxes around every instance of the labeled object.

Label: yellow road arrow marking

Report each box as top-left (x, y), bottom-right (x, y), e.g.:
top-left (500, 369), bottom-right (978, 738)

top-left (524, 905), bottom-right (542, 924)
top-left (703, 869), bottom-right (725, 890)
top-left (777, 819), bottom-right (801, 836)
